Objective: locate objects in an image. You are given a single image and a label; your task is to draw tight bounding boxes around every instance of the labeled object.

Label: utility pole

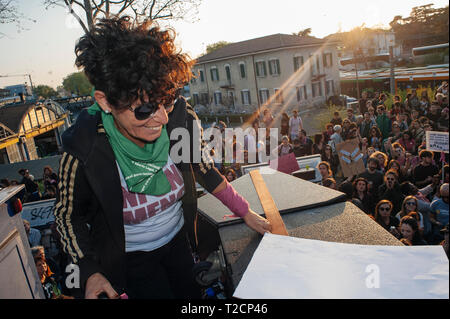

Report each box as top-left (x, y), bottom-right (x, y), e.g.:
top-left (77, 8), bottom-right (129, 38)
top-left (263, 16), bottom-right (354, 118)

top-left (389, 46), bottom-right (395, 95)
top-left (354, 49), bottom-right (360, 100)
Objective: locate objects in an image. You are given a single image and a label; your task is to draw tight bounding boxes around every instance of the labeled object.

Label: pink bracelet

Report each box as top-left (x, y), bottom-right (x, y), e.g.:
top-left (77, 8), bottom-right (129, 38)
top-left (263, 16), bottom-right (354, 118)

top-left (214, 181), bottom-right (249, 218)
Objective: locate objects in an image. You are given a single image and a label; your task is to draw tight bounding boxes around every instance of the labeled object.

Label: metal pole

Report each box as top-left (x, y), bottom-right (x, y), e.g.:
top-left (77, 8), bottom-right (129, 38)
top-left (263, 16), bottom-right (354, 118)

top-left (389, 46), bottom-right (395, 95)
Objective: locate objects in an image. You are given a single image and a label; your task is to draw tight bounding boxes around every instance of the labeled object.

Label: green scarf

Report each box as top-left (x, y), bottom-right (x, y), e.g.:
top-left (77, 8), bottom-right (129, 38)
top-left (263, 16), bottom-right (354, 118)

top-left (88, 103), bottom-right (171, 196)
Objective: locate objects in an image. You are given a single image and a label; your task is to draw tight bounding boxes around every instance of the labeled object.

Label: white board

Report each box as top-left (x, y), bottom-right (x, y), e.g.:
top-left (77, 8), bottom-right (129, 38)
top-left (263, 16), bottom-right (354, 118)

top-left (426, 131), bottom-right (449, 153)
top-left (233, 233), bottom-right (449, 299)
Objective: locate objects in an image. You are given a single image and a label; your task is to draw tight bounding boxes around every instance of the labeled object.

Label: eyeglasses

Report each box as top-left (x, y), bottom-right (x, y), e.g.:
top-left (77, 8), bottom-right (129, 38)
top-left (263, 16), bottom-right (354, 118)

top-left (379, 207), bottom-right (391, 212)
top-left (127, 102), bottom-right (173, 121)
top-left (406, 201), bottom-right (416, 206)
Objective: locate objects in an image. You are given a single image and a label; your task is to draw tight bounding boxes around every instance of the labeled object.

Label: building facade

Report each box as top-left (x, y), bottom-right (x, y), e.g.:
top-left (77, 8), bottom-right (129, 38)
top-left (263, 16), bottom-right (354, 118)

top-left (0, 101), bottom-right (70, 164)
top-left (189, 34), bottom-right (341, 115)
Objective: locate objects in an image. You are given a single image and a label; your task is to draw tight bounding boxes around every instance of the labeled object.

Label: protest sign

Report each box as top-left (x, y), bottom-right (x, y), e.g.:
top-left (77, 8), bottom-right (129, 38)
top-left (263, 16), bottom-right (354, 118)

top-left (336, 138), bottom-right (365, 177)
top-left (21, 199), bottom-right (55, 228)
top-left (426, 131), bottom-right (449, 153)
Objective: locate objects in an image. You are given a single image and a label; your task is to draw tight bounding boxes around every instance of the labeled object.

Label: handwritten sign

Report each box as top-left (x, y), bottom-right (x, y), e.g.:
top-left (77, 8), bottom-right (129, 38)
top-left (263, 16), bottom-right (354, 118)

top-left (426, 131), bottom-right (449, 153)
top-left (21, 199), bottom-right (56, 228)
top-left (336, 139), bottom-right (365, 177)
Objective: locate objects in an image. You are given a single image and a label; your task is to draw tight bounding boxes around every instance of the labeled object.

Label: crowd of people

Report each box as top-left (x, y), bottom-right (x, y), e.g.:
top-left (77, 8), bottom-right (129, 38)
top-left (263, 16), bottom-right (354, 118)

top-left (214, 82), bottom-right (449, 256)
top-left (1, 165), bottom-right (66, 298)
top-left (1, 79), bottom-right (449, 298)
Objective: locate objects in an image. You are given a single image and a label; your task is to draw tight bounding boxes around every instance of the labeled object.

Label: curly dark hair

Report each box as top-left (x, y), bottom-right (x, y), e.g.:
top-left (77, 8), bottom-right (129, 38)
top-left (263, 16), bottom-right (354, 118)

top-left (75, 16), bottom-right (194, 110)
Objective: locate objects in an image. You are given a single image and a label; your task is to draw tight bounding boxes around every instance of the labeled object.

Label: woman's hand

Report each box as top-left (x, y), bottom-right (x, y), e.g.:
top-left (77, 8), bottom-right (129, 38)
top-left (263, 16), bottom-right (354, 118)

top-left (85, 272), bottom-right (119, 299)
top-left (243, 209), bottom-right (272, 235)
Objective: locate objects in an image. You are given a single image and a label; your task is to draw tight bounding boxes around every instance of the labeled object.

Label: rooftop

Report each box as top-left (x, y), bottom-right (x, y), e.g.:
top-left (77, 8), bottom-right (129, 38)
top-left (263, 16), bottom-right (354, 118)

top-left (196, 33), bottom-right (336, 63)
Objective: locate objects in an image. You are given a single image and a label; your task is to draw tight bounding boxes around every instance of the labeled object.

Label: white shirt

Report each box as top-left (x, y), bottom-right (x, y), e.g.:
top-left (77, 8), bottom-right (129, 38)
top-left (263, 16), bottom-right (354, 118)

top-left (119, 156), bottom-right (185, 252)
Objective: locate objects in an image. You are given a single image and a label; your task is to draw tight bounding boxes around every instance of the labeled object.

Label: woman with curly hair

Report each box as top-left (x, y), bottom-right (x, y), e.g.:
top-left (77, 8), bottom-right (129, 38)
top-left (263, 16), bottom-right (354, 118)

top-left (53, 17), bottom-right (270, 300)
top-left (369, 126), bottom-right (382, 150)
top-left (399, 216), bottom-right (427, 245)
top-left (374, 200), bottom-right (400, 237)
top-left (395, 196), bottom-right (424, 235)
top-left (352, 177), bottom-right (375, 215)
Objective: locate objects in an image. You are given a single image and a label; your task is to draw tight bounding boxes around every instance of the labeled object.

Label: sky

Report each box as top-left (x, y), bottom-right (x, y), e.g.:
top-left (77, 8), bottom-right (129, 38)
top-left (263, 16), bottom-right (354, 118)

top-left (0, 0), bottom-right (448, 89)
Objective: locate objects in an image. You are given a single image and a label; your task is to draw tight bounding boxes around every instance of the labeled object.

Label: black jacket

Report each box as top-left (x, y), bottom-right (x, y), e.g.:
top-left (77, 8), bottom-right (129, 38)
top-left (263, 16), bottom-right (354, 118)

top-left (53, 97), bottom-right (224, 292)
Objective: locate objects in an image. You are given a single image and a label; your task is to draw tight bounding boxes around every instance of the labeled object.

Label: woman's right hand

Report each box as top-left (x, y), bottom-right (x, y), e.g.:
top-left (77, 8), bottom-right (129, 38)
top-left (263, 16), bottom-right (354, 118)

top-left (85, 272), bottom-right (119, 299)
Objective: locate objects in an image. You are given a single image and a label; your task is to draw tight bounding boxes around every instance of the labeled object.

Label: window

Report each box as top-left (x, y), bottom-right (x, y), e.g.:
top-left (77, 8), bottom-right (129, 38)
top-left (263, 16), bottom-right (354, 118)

top-left (241, 90), bottom-right (251, 105)
top-left (239, 62), bottom-right (246, 78)
top-left (192, 93), bottom-right (199, 105)
top-left (210, 67), bottom-right (219, 81)
top-left (323, 53), bottom-right (333, 68)
top-left (316, 55), bottom-right (321, 74)
top-left (312, 82), bottom-right (322, 97)
top-left (255, 61), bottom-right (267, 77)
top-left (225, 65), bottom-right (231, 81)
top-left (214, 91), bottom-right (222, 105)
top-left (200, 93), bottom-right (209, 105)
top-left (274, 88), bottom-right (283, 104)
top-left (259, 89), bottom-right (270, 104)
top-left (293, 56), bottom-right (304, 71)
top-left (190, 71), bottom-right (197, 84)
top-left (325, 80), bottom-right (335, 96)
top-left (199, 70), bottom-right (205, 82)
top-left (296, 86), bottom-right (307, 101)
top-left (268, 59), bottom-right (281, 76)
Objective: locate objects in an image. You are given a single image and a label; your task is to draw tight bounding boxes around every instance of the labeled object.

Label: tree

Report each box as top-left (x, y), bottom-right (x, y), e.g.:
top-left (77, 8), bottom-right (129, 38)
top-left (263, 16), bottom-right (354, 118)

top-left (293, 28), bottom-right (312, 37)
top-left (0, 0), bottom-right (36, 37)
top-left (44, 0), bottom-right (201, 34)
top-left (62, 72), bottom-right (93, 96)
top-left (206, 41), bottom-right (231, 54)
top-left (389, 4), bottom-right (449, 50)
top-left (34, 85), bottom-right (57, 99)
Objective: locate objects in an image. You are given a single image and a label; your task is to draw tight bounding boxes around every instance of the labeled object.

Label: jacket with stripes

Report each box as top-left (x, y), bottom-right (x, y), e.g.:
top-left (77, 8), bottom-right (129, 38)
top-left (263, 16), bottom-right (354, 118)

top-left (53, 97), bottom-right (224, 291)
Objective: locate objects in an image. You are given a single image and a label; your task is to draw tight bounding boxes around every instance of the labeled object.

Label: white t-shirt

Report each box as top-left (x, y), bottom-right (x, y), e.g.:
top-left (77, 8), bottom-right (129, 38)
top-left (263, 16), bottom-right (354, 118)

top-left (118, 156), bottom-right (185, 252)
top-left (289, 116), bottom-right (302, 135)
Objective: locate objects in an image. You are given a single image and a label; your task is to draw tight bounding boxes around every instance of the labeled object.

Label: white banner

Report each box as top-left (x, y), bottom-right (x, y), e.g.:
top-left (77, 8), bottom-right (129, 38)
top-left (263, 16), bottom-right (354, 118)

top-left (21, 199), bottom-right (56, 228)
top-left (426, 131), bottom-right (449, 153)
top-left (234, 233), bottom-right (449, 299)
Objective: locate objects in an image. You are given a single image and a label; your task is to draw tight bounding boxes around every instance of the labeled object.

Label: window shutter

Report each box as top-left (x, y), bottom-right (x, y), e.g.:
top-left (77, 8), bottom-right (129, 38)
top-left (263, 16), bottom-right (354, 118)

top-left (210, 69), bottom-right (214, 81)
top-left (294, 57), bottom-right (299, 71)
top-left (268, 61), bottom-right (273, 75)
top-left (276, 59), bottom-right (281, 75)
top-left (263, 62), bottom-right (267, 76)
top-left (241, 91), bottom-right (245, 104)
top-left (248, 91), bottom-right (251, 104)
top-left (216, 69), bottom-right (220, 81)
top-left (255, 63), bottom-right (260, 77)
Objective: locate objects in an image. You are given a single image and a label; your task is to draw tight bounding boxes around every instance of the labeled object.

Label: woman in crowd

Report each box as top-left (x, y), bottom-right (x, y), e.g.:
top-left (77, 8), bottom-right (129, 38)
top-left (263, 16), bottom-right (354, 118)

top-left (374, 200), bottom-right (400, 237)
top-left (321, 144), bottom-right (339, 176)
top-left (277, 135), bottom-right (293, 156)
top-left (387, 159), bottom-right (407, 184)
top-left (43, 166), bottom-right (58, 189)
top-left (378, 169), bottom-right (405, 215)
top-left (318, 161), bottom-right (333, 185)
top-left (398, 131), bottom-right (416, 155)
top-left (34, 256), bottom-right (72, 299)
top-left (280, 112), bottom-right (290, 137)
top-left (312, 133), bottom-right (325, 155)
top-left (371, 151), bottom-right (388, 172)
top-left (224, 168), bottom-right (237, 183)
top-left (395, 196), bottom-right (424, 235)
top-left (399, 216), bottom-right (428, 245)
top-left (369, 126), bottom-right (382, 151)
top-left (352, 177), bottom-right (375, 215)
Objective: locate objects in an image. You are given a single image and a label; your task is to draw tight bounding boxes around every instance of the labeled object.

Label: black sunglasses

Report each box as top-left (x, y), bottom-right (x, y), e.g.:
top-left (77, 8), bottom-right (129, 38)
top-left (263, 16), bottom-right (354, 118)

top-left (379, 207), bottom-right (391, 211)
top-left (127, 102), bottom-right (174, 121)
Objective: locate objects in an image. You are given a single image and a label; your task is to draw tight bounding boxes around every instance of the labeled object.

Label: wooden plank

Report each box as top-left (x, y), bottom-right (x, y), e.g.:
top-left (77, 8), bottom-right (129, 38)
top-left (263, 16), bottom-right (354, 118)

top-left (249, 170), bottom-right (288, 236)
